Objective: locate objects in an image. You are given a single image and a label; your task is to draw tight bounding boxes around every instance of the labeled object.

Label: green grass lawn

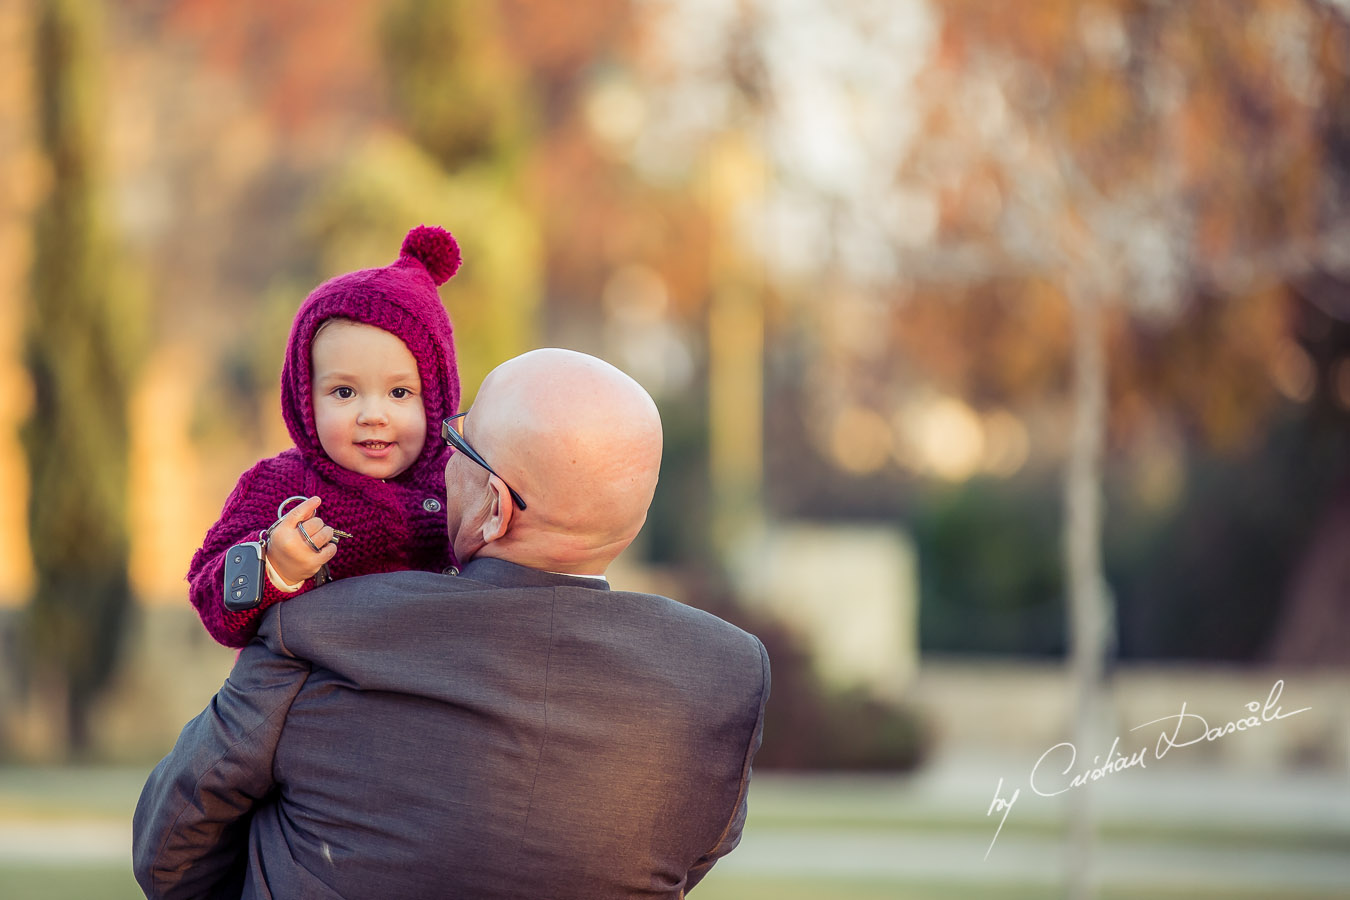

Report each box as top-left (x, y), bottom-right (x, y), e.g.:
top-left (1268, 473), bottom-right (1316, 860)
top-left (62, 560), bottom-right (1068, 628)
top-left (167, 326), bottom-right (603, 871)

top-left (693, 880), bottom-right (1350, 900)
top-left (4, 854), bottom-right (1350, 900)
top-left (1, 864), bottom-right (144, 900)
top-left (3, 865), bottom-right (1348, 900)
top-left (2, 767), bottom-right (1346, 900)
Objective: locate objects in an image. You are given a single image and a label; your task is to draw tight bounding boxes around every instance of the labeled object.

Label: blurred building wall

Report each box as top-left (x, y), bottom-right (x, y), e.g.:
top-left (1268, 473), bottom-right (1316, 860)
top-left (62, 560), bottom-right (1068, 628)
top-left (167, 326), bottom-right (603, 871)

top-left (912, 659), bottom-right (1350, 773)
top-left (735, 521), bottom-right (919, 699)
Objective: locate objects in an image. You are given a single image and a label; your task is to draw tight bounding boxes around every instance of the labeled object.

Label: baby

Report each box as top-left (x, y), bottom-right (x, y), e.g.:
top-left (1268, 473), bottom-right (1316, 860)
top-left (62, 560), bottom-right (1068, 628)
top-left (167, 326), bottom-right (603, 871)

top-left (188, 225), bottom-right (463, 647)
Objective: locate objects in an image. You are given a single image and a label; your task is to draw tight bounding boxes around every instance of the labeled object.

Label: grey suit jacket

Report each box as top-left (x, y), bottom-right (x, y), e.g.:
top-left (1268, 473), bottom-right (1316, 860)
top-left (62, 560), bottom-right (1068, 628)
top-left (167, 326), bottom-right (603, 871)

top-left (133, 558), bottom-right (770, 899)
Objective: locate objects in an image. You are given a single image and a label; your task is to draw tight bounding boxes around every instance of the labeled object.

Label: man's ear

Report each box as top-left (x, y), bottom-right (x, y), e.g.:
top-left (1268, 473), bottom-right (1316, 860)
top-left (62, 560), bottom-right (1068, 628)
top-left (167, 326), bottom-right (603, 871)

top-left (478, 475), bottom-right (514, 544)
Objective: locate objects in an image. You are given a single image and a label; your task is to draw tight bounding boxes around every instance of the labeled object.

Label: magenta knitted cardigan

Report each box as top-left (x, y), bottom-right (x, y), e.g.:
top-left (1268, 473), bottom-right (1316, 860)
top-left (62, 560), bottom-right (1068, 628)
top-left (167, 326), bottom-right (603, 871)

top-left (187, 226), bottom-right (463, 647)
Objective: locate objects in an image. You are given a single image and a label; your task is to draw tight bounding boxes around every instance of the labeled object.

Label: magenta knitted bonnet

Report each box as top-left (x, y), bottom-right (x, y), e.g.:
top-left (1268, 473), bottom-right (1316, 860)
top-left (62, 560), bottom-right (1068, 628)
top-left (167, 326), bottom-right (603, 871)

top-left (280, 225), bottom-right (463, 484)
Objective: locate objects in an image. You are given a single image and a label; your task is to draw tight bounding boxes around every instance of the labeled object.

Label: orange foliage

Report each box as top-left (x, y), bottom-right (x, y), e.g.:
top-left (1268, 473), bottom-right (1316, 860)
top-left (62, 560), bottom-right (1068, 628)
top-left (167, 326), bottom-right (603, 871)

top-left (157, 0), bottom-right (386, 132)
top-left (895, 0), bottom-right (1344, 449)
top-left (498, 0), bottom-right (633, 78)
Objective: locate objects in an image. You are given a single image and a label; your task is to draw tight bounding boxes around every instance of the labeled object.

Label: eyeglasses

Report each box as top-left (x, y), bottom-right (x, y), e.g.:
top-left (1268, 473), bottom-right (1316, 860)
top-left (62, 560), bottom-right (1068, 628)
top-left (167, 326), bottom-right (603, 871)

top-left (441, 413), bottom-right (527, 510)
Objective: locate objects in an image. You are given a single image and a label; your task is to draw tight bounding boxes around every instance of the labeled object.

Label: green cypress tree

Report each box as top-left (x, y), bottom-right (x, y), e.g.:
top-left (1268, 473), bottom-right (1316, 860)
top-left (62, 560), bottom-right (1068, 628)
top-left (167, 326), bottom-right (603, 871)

top-left (22, 0), bottom-right (137, 756)
top-left (380, 0), bottom-right (532, 174)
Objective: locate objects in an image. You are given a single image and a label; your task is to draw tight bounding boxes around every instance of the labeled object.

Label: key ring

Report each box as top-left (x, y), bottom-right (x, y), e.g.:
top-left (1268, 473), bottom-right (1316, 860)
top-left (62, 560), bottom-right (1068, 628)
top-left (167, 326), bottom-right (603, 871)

top-left (261, 496), bottom-right (352, 550)
top-left (259, 496), bottom-right (312, 545)
top-left (277, 496), bottom-right (310, 520)
top-left (297, 521), bottom-right (323, 553)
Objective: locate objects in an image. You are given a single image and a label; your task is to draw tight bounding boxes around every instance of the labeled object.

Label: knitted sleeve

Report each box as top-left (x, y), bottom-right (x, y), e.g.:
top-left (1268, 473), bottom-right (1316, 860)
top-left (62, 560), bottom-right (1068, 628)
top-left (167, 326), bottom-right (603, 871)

top-left (186, 457), bottom-right (315, 648)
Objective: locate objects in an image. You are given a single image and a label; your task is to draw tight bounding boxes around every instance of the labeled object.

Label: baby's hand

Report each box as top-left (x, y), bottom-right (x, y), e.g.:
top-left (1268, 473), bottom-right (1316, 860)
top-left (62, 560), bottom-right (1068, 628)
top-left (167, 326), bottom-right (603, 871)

top-left (266, 496), bottom-right (339, 585)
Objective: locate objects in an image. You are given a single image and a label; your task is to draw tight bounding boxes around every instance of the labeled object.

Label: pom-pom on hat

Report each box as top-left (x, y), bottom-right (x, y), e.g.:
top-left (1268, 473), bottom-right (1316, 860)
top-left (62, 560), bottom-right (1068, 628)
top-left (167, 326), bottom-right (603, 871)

top-left (399, 225), bottom-right (462, 284)
top-left (280, 225), bottom-right (464, 485)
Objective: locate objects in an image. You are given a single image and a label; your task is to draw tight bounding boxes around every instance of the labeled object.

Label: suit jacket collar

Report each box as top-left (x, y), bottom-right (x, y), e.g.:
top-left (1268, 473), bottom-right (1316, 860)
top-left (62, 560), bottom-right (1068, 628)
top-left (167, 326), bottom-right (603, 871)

top-left (457, 557), bottom-right (611, 592)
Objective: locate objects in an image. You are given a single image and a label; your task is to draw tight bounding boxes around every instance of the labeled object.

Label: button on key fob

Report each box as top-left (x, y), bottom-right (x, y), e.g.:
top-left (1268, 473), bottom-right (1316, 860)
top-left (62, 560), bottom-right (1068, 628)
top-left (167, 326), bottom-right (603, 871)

top-left (223, 540), bottom-right (266, 611)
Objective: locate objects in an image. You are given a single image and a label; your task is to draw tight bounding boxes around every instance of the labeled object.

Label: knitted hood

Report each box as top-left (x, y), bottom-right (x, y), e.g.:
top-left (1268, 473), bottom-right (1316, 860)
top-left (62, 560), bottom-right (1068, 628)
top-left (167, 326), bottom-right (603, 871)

top-left (280, 225), bottom-right (463, 488)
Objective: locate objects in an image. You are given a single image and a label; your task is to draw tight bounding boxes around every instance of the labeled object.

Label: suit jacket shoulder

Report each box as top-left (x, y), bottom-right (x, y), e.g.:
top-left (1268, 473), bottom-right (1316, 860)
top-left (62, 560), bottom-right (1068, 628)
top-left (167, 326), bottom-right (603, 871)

top-left (249, 559), bottom-right (769, 898)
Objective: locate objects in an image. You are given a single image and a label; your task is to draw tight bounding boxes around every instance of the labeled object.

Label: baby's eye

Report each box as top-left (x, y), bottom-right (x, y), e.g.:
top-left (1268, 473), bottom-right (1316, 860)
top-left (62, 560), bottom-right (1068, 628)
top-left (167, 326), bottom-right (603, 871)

top-left (391, 387), bottom-right (414, 399)
top-left (332, 386), bottom-right (355, 400)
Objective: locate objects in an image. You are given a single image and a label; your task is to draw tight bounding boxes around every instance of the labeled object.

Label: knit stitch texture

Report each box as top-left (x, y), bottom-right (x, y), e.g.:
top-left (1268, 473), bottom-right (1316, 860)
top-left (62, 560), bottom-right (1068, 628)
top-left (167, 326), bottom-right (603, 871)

top-left (187, 225), bottom-right (463, 647)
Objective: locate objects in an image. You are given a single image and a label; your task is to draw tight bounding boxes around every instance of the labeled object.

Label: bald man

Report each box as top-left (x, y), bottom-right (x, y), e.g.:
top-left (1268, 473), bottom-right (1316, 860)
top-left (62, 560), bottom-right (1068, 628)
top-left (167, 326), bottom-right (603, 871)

top-left (133, 349), bottom-right (771, 900)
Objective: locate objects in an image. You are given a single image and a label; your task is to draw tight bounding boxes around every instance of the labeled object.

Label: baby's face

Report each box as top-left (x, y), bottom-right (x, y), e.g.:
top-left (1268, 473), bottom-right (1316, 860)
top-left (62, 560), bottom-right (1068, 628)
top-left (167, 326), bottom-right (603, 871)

top-left (310, 320), bottom-right (427, 480)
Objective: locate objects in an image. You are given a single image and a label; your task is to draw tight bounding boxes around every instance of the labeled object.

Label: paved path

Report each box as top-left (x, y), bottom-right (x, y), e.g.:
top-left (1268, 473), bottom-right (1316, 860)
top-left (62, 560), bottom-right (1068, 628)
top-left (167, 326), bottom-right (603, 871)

top-left (721, 750), bottom-right (1350, 892)
top-left (0, 821), bottom-right (127, 864)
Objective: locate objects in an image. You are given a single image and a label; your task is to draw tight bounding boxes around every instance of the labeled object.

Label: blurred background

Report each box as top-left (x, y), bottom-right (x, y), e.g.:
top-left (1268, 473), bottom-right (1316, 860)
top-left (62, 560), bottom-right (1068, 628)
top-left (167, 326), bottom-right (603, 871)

top-left (1, 0), bottom-right (1349, 897)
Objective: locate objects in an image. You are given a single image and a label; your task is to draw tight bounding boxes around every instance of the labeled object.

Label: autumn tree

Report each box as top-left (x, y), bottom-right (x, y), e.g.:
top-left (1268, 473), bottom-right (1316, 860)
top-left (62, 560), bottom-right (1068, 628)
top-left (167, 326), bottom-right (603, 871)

top-left (616, 0), bottom-right (1350, 887)
top-left (891, 2), bottom-right (1350, 894)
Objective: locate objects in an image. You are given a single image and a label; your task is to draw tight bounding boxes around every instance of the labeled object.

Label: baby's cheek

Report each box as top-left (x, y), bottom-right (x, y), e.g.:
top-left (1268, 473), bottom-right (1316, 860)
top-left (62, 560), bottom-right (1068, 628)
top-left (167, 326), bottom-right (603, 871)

top-left (312, 400), bottom-right (349, 460)
top-left (403, 404), bottom-right (428, 452)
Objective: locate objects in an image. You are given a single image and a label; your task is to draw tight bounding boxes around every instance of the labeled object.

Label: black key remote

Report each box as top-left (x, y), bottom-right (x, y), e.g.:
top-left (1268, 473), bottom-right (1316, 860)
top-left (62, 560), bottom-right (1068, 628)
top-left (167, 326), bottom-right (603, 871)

top-left (223, 541), bottom-right (265, 611)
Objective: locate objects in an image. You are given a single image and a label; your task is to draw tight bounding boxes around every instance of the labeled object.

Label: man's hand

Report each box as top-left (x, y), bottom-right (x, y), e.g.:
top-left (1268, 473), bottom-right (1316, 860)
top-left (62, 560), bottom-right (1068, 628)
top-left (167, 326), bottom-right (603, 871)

top-left (266, 496), bottom-right (338, 585)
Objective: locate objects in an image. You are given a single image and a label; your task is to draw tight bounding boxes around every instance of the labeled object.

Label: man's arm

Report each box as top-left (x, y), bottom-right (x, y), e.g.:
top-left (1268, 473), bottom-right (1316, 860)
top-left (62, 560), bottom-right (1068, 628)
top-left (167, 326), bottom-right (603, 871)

top-left (132, 639), bottom-right (311, 900)
top-left (685, 635), bottom-right (772, 893)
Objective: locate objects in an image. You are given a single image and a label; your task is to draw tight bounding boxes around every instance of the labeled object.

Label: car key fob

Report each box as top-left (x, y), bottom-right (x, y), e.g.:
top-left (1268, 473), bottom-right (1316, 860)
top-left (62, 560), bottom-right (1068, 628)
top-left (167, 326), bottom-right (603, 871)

top-left (223, 540), bottom-right (266, 611)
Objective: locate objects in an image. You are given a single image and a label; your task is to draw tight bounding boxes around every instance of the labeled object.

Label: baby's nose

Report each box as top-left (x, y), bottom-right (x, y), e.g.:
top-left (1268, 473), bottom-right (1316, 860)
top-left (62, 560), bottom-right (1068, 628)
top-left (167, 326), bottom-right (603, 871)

top-left (356, 401), bottom-right (389, 425)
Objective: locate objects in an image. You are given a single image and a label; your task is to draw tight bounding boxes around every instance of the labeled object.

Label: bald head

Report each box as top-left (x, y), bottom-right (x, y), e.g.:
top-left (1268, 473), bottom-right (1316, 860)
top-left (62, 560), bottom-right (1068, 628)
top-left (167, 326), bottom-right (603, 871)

top-left (448, 349), bottom-right (663, 574)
